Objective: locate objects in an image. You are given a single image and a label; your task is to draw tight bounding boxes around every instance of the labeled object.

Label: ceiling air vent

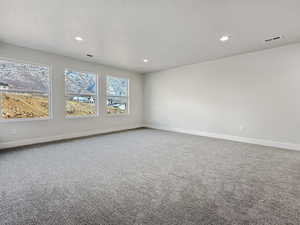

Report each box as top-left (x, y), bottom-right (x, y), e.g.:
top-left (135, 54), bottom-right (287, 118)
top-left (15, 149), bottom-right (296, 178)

top-left (265, 36), bottom-right (282, 43)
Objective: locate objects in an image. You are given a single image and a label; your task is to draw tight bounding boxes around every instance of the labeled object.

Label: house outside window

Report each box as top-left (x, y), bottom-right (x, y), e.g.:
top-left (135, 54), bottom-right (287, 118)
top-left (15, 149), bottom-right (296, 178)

top-left (65, 69), bottom-right (98, 118)
top-left (106, 76), bottom-right (129, 115)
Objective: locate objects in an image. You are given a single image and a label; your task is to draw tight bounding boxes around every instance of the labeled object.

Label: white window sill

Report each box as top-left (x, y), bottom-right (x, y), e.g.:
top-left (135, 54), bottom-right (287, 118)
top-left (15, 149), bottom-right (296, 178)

top-left (0, 117), bottom-right (52, 123)
top-left (65, 114), bottom-right (99, 119)
top-left (105, 112), bottom-right (130, 117)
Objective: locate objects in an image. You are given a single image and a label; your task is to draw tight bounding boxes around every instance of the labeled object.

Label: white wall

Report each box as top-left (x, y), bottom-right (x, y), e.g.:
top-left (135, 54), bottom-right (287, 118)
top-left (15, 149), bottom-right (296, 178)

top-left (0, 42), bottom-right (144, 149)
top-left (144, 43), bottom-right (300, 150)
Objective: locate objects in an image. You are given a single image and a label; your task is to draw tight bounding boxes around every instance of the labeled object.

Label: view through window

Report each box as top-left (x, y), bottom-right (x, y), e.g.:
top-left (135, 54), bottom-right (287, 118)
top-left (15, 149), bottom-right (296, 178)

top-left (0, 59), bottom-right (50, 120)
top-left (106, 76), bottom-right (129, 114)
top-left (65, 69), bottom-right (97, 117)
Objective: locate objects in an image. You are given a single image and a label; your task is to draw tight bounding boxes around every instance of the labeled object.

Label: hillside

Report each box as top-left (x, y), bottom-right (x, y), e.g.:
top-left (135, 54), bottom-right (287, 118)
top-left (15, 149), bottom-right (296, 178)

top-left (65, 69), bottom-right (96, 95)
top-left (0, 60), bottom-right (49, 92)
top-left (0, 93), bottom-right (48, 119)
top-left (0, 61), bottom-right (98, 94)
top-left (0, 93), bottom-right (96, 119)
top-left (107, 76), bottom-right (128, 96)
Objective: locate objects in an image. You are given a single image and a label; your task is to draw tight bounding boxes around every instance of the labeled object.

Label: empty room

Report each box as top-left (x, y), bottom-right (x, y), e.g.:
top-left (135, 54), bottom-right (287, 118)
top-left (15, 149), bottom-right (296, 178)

top-left (0, 1), bottom-right (300, 224)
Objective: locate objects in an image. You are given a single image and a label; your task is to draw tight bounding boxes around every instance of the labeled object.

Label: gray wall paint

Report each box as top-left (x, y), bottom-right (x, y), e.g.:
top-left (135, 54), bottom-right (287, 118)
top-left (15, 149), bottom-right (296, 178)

top-left (144, 43), bottom-right (300, 146)
top-left (0, 42), bottom-right (144, 148)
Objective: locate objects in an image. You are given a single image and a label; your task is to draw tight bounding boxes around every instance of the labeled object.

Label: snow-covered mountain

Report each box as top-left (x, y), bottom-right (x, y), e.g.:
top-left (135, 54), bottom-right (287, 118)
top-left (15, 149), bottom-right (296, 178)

top-left (106, 76), bottom-right (128, 97)
top-left (65, 70), bottom-right (96, 95)
top-left (0, 60), bottom-right (127, 96)
top-left (0, 60), bottom-right (49, 92)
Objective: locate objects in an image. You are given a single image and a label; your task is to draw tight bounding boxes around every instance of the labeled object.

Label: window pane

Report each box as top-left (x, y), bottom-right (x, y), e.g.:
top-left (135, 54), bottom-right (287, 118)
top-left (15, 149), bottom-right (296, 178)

top-left (66, 95), bottom-right (97, 117)
top-left (65, 69), bottom-right (96, 95)
top-left (65, 69), bottom-right (98, 118)
top-left (106, 76), bottom-right (128, 97)
top-left (0, 60), bottom-right (50, 119)
top-left (0, 92), bottom-right (49, 119)
top-left (106, 96), bottom-right (128, 114)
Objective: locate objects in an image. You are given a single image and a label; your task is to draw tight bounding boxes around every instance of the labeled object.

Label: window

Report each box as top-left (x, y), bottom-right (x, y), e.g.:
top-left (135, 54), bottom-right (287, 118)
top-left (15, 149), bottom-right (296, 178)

top-left (106, 76), bottom-right (129, 114)
top-left (0, 59), bottom-right (50, 120)
top-left (65, 69), bottom-right (98, 117)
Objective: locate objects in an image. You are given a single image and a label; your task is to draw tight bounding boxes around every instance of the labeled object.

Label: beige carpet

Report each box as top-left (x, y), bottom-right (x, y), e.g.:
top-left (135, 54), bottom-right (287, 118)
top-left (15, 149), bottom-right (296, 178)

top-left (0, 128), bottom-right (300, 225)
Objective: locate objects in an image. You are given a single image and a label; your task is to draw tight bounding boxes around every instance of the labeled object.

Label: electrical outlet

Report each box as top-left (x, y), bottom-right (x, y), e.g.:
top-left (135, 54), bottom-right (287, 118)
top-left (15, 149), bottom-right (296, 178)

top-left (239, 125), bottom-right (244, 131)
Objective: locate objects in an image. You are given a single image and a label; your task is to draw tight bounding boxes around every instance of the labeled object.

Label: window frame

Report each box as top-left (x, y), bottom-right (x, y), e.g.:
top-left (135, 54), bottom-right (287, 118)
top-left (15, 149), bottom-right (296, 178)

top-left (105, 75), bottom-right (130, 116)
top-left (64, 68), bottom-right (99, 119)
top-left (0, 57), bottom-right (53, 122)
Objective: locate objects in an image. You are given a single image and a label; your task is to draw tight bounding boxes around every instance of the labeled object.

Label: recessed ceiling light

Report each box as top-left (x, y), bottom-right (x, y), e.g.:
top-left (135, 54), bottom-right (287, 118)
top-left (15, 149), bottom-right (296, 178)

top-left (143, 59), bottom-right (149, 63)
top-left (220, 35), bottom-right (230, 42)
top-left (75, 36), bottom-right (83, 41)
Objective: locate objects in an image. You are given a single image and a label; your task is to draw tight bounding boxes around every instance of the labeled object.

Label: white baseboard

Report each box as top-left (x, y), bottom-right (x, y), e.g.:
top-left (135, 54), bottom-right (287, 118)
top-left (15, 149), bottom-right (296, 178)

top-left (3, 124), bottom-right (299, 152)
top-left (0, 125), bottom-right (143, 150)
top-left (145, 124), bottom-right (300, 152)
